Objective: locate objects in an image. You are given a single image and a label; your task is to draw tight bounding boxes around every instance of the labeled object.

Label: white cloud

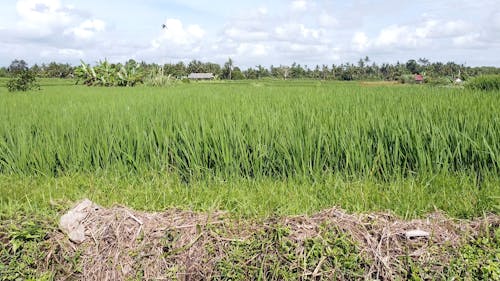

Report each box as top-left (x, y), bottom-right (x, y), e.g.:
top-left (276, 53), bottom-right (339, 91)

top-left (64, 19), bottom-right (106, 40)
top-left (453, 33), bottom-right (482, 47)
top-left (274, 23), bottom-right (323, 42)
top-left (12, 0), bottom-right (107, 44)
top-left (236, 43), bottom-right (268, 57)
top-left (58, 48), bottom-right (84, 57)
top-left (152, 19), bottom-right (205, 48)
top-left (290, 0), bottom-right (309, 11)
top-left (352, 18), bottom-right (480, 53)
top-left (352, 32), bottom-right (369, 51)
top-left (15, 0), bottom-right (72, 36)
top-left (318, 12), bottom-right (338, 28)
top-left (374, 25), bottom-right (422, 49)
top-left (208, 3), bottom-right (339, 67)
top-left (416, 19), bottom-right (471, 39)
top-left (224, 26), bottom-right (270, 41)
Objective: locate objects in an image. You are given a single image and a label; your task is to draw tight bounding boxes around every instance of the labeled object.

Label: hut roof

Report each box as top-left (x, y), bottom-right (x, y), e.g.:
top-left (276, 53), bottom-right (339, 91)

top-left (188, 73), bottom-right (214, 79)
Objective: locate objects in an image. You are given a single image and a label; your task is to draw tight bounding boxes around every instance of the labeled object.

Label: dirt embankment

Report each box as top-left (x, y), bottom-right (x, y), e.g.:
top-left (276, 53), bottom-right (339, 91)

top-left (40, 200), bottom-right (500, 280)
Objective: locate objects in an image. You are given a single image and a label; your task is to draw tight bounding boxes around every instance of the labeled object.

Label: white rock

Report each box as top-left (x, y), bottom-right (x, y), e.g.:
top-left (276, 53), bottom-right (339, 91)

top-left (59, 199), bottom-right (98, 244)
top-left (405, 229), bottom-right (430, 239)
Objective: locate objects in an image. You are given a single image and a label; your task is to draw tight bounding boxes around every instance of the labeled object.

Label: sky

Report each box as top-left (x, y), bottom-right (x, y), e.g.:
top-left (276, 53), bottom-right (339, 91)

top-left (0, 0), bottom-right (499, 68)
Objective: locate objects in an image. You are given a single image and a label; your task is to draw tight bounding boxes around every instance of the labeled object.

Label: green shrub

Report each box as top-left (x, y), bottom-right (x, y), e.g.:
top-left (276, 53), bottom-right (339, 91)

top-left (6, 70), bottom-right (40, 92)
top-left (399, 74), bottom-right (415, 84)
top-left (425, 76), bottom-right (452, 86)
top-left (466, 75), bottom-right (500, 91)
top-left (143, 66), bottom-right (177, 87)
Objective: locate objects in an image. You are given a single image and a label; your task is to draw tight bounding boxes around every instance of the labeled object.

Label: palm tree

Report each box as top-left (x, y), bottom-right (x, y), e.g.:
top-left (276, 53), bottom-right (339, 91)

top-left (224, 58), bottom-right (233, 80)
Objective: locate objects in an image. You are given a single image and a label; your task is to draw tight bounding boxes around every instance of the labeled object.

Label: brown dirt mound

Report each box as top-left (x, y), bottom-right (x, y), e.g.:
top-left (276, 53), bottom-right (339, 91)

top-left (47, 200), bottom-right (499, 280)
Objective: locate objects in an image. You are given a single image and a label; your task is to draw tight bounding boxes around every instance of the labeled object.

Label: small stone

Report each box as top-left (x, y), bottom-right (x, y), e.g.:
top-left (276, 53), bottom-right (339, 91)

top-left (59, 199), bottom-right (99, 244)
top-left (405, 229), bottom-right (430, 239)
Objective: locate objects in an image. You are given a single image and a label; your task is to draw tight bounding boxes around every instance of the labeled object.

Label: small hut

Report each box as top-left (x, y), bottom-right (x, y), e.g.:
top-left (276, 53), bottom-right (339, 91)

top-left (414, 74), bottom-right (424, 84)
top-left (188, 73), bottom-right (214, 80)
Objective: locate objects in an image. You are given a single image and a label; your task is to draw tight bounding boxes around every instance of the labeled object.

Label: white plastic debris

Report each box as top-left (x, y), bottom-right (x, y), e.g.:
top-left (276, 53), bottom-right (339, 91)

top-left (405, 229), bottom-right (430, 239)
top-left (59, 199), bottom-right (99, 244)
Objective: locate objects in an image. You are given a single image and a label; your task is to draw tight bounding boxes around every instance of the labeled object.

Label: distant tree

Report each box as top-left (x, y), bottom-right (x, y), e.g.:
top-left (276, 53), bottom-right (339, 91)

top-left (418, 58), bottom-right (430, 67)
top-left (341, 65), bottom-right (354, 80)
top-left (357, 58), bottom-right (365, 69)
top-left (313, 65), bottom-right (321, 79)
top-left (255, 65), bottom-right (269, 79)
top-left (322, 65), bottom-right (329, 80)
top-left (187, 60), bottom-right (204, 73)
top-left (223, 58), bottom-right (234, 80)
top-left (8, 59), bottom-right (28, 75)
top-left (44, 62), bottom-right (73, 78)
top-left (204, 62), bottom-right (222, 77)
top-left (405, 59), bottom-right (420, 74)
top-left (244, 67), bottom-right (257, 79)
top-left (0, 67), bottom-right (8, 77)
top-left (231, 67), bottom-right (245, 80)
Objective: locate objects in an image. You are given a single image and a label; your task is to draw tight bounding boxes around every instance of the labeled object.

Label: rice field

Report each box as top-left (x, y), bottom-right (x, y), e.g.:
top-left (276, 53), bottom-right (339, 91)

top-left (0, 80), bottom-right (499, 218)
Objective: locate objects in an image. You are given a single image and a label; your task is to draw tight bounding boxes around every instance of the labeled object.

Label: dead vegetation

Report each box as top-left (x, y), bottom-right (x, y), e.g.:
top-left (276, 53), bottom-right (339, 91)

top-left (34, 200), bottom-right (499, 280)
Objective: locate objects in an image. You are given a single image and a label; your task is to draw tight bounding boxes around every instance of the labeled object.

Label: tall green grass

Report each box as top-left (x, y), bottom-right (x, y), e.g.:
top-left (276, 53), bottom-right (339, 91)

top-left (466, 75), bottom-right (500, 91)
top-left (0, 82), bottom-right (499, 181)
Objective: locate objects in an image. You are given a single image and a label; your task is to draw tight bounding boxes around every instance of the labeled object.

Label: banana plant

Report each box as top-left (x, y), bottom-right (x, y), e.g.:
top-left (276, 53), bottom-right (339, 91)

top-left (75, 60), bottom-right (145, 87)
top-left (75, 60), bottom-right (98, 86)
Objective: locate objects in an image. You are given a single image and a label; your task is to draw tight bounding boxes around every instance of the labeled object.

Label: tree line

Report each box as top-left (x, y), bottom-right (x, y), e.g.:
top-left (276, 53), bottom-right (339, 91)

top-left (2, 57), bottom-right (500, 82)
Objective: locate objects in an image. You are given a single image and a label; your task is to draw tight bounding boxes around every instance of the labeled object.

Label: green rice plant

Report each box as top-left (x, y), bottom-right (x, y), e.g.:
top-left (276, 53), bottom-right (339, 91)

top-left (0, 82), bottom-right (499, 181)
top-left (466, 75), bottom-right (500, 91)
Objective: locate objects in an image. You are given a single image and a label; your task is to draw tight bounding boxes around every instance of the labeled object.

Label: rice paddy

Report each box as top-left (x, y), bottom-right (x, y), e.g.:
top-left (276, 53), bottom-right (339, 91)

top-left (0, 80), bottom-right (498, 218)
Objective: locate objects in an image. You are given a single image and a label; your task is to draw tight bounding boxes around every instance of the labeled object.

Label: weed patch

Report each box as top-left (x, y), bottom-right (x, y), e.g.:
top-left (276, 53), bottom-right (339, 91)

top-left (2, 201), bottom-right (496, 280)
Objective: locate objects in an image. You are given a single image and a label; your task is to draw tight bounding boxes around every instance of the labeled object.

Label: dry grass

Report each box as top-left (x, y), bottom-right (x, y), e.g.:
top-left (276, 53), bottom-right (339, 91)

top-left (43, 200), bottom-right (499, 280)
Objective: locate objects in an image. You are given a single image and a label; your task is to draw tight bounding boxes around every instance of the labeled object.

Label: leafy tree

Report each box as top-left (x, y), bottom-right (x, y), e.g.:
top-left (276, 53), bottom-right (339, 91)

top-left (187, 60), bottom-right (204, 73)
top-left (231, 67), bottom-right (245, 80)
top-left (45, 62), bottom-right (73, 78)
top-left (6, 70), bottom-right (40, 92)
top-left (204, 62), bottom-right (222, 77)
top-left (8, 59), bottom-right (28, 75)
top-left (255, 65), bottom-right (269, 79)
top-left (405, 59), bottom-right (420, 74)
top-left (244, 68), bottom-right (257, 79)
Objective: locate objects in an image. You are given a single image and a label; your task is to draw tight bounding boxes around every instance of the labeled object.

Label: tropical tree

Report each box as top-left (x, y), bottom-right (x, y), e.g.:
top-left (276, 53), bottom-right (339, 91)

top-left (223, 58), bottom-right (234, 80)
top-left (405, 59), bottom-right (420, 74)
top-left (75, 60), bottom-right (143, 87)
top-left (255, 65), bottom-right (269, 79)
top-left (8, 59), bottom-right (28, 75)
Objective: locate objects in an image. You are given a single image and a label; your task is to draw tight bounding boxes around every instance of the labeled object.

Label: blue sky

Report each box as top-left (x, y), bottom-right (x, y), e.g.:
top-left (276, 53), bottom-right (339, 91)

top-left (0, 0), bottom-right (499, 68)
